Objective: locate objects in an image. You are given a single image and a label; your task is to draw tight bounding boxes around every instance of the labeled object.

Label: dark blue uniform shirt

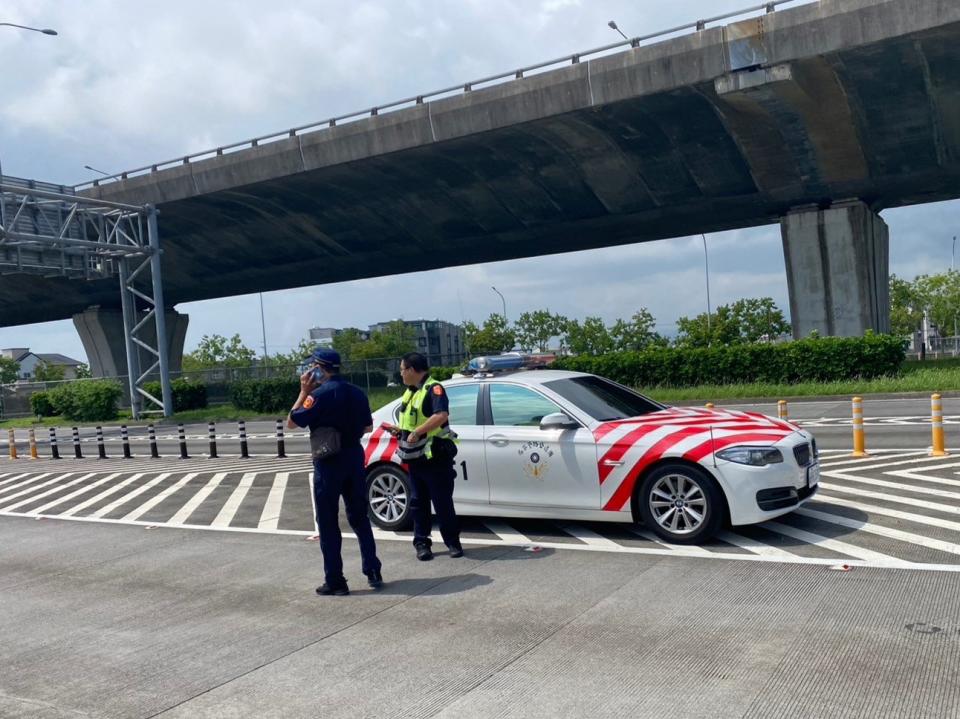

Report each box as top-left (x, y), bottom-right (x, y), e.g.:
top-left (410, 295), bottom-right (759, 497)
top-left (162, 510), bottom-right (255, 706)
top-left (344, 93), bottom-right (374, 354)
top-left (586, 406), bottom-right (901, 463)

top-left (290, 375), bottom-right (372, 446)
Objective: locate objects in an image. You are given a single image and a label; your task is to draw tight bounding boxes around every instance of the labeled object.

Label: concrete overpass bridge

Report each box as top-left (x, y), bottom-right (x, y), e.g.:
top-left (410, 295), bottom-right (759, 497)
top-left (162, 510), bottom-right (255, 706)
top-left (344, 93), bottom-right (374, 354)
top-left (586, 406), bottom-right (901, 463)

top-left (3, 0), bottom-right (959, 375)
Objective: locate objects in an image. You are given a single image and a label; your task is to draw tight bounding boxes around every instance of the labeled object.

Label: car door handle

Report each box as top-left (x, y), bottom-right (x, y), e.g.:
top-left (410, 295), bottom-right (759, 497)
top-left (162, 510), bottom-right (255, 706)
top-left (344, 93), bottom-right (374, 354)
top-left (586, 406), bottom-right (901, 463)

top-left (487, 435), bottom-right (510, 447)
top-left (602, 460), bottom-right (625, 467)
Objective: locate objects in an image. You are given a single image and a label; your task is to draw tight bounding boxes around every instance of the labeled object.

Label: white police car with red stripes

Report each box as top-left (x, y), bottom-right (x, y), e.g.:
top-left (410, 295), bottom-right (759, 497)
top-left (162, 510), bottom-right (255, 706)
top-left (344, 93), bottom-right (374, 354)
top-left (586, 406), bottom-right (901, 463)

top-left (363, 355), bottom-right (819, 544)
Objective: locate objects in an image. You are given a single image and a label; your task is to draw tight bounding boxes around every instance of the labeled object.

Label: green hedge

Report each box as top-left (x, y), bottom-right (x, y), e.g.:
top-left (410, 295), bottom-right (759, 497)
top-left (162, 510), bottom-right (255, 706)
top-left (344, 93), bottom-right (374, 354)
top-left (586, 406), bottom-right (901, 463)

top-left (30, 391), bottom-right (58, 418)
top-left (46, 380), bottom-right (124, 422)
top-left (230, 377), bottom-right (300, 414)
top-left (430, 366), bottom-right (460, 381)
top-left (144, 378), bottom-right (208, 412)
top-left (552, 334), bottom-right (907, 387)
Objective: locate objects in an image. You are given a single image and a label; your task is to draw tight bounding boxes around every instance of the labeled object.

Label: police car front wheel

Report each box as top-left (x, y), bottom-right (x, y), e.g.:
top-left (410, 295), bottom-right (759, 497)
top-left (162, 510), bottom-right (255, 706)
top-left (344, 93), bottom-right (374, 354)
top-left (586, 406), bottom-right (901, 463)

top-left (636, 463), bottom-right (724, 544)
top-left (366, 465), bottom-right (413, 531)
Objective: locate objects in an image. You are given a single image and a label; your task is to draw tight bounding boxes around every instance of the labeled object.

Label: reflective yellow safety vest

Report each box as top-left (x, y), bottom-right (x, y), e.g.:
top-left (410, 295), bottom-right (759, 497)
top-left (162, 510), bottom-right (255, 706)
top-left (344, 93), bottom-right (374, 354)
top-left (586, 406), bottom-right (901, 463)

top-left (396, 377), bottom-right (457, 461)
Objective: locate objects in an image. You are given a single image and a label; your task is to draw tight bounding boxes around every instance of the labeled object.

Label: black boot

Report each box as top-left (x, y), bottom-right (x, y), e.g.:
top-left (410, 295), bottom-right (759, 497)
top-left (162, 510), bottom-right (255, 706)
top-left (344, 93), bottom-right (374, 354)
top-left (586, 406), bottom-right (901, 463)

top-left (416, 543), bottom-right (434, 561)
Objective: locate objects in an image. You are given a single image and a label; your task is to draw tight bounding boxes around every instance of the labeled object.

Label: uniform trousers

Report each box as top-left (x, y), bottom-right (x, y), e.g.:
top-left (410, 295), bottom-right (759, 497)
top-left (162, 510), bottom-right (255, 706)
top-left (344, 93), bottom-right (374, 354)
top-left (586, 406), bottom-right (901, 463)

top-left (312, 444), bottom-right (381, 586)
top-left (408, 455), bottom-right (460, 549)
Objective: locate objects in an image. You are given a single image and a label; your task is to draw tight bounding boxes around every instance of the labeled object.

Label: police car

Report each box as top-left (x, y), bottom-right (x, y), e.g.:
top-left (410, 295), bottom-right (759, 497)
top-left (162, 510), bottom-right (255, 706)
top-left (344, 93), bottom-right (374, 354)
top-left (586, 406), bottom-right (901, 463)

top-left (362, 355), bottom-right (819, 544)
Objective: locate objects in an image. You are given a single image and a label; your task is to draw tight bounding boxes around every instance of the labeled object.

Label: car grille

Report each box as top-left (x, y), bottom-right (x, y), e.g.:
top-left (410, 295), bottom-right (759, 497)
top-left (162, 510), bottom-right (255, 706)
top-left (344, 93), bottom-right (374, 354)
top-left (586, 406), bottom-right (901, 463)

top-left (793, 443), bottom-right (811, 467)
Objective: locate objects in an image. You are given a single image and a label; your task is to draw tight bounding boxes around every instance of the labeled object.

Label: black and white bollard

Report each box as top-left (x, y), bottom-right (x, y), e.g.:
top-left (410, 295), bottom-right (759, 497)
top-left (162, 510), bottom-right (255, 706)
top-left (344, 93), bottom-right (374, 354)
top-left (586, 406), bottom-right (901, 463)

top-left (49, 427), bottom-right (61, 460)
top-left (121, 425), bottom-right (132, 459)
top-left (238, 420), bottom-right (249, 459)
top-left (207, 421), bottom-right (218, 459)
top-left (148, 424), bottom-right (160, 458)
top-left (275, 419), bottom-right (286, 458)
top-left (72, 426), bottom-right (83, 459)
top-left (178, 423), bottom-right (190, 459)
top-left (96, 426), bottom-right (107, 459)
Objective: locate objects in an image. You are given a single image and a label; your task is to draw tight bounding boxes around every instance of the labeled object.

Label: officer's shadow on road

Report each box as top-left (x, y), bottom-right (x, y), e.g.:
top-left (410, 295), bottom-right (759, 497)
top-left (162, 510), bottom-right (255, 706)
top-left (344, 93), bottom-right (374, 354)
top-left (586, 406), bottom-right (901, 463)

top-left (358, 573), bottom-right (493, 597)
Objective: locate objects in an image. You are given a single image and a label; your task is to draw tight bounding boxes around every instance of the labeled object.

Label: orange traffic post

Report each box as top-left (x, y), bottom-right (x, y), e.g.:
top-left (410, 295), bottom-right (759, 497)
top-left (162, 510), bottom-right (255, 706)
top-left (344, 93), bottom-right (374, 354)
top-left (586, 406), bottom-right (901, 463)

top-left (778, 400), bottom-right (788, 420)
top-left (930, 393), bottom-right (948, 457)
top-left (851, 396), bottom-right (868, 458)
top-left (28, 428), bottom-right (38, 459)
top-left (7, 429), bottom-right (17, 459)
top-left (705, 402), bottom-right (715, 409)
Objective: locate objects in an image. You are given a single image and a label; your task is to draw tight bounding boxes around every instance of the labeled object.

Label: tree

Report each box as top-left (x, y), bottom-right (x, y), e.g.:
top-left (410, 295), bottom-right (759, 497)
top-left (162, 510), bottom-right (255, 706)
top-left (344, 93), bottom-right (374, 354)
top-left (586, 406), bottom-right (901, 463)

top-left (675, 305), bottom-right (739, 348)
top-left (729, 297), bottom-right (790, 343)
top-left (610, 308), bottom-right (665, 351)
top-left (331, 328), bottom-right (368, 360)
top-left (33, 361), bottom-right (66, 382)
top-left (514, 310), bottom-right (568, 352)
top-left (889, 274), bottom-right (924, 337)
top-left (565, 316), bottom-right (614, 355)
top-left (182, 334), bottom-right (257, 370)
top-left (360, 321), bottom-right (418, 359)
top-left (75, 363), bottom-right (92, 379)
top-left (0, 356), bottom-right (18, 384)
top-left (464, 314), bottom-right (516, 355)
top-left (272, 338), bottom-right (316, 368)
top-left (913, 271), bottom-right (960, 338)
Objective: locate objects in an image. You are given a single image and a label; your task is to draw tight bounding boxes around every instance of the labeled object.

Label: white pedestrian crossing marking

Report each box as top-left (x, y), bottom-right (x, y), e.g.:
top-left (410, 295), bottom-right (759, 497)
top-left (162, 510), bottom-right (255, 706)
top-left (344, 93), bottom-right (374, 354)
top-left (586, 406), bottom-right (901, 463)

top-left (258, 472), bottom-right (288, 530)
top-left (120, 473), bottom-right (197, 521)
top-left (168, 473), bottom-right (228, 524)
top-left (211, 473), bottom-right (257, 527)
top-left (4, 453), bottom-right (960, 572)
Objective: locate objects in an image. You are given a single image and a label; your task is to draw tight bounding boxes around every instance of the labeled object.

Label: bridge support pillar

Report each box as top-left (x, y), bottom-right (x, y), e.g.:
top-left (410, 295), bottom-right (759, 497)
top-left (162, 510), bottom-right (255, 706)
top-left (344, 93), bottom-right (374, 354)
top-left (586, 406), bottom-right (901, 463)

top-left (73, 307), bottom-right (188, 379)
top-left (781, 200), bottom-right (889, 339)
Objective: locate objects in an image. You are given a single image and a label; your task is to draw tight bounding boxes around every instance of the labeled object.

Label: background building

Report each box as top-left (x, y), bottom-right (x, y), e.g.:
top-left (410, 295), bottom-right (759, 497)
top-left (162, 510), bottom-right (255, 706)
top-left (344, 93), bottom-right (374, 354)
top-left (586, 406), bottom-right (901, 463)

top-left (1, 348), bottom-right (84, 381)
top-left (368, 319), bottom-right (466, 366)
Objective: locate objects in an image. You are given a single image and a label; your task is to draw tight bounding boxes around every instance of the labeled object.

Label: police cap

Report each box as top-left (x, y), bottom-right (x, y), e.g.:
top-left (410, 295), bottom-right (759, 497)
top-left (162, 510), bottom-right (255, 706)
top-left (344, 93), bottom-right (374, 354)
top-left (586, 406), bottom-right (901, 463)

top-left (309, 347), bottom-right (341, 369)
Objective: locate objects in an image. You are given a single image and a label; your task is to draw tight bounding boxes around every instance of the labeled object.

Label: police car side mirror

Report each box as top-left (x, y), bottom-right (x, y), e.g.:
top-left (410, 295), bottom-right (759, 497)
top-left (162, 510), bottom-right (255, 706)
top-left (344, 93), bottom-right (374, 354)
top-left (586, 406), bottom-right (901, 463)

top-left (540, 412), bottom-right (579, 430)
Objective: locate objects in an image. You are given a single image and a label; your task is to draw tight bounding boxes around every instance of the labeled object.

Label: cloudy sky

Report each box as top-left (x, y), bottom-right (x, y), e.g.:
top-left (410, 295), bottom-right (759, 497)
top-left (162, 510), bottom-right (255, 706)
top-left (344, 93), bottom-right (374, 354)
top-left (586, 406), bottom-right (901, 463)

top-left (1, 0), bottom-right (956, 362)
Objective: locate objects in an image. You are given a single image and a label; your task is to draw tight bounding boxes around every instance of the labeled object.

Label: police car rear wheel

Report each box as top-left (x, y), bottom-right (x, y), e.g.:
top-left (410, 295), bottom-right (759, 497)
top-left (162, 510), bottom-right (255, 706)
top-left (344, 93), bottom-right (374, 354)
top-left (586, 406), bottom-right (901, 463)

top-left (637, 463), bottom-right (723, 544)
top-left (366, 465), bottom-right (413, 531)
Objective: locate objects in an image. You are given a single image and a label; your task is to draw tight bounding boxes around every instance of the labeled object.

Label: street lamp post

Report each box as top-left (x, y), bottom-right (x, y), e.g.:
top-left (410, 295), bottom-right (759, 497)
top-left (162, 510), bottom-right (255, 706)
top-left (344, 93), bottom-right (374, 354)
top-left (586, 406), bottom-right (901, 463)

top-left (84, 165), bottom-right (110, 177)
top-left (491, 286), bottom-right (507, 324)
top-left (702, 234), bottom-right (712, 345)
top-left (607, 20), bottom-right (629, 41)
top-left (0, 23), bottom-right (57, 36)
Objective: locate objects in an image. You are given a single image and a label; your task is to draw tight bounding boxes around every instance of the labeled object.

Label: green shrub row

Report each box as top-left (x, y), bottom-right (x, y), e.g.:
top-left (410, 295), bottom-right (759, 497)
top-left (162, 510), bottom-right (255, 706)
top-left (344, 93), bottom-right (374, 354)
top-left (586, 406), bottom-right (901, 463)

top-left (552, 334), bottom-right (907, 387)
top-left (33, 381), bottom-right (124, 422)
top-left (143, 379), bottom-right (208, 412)
top-left (230, 377), bottom-right (300, 414)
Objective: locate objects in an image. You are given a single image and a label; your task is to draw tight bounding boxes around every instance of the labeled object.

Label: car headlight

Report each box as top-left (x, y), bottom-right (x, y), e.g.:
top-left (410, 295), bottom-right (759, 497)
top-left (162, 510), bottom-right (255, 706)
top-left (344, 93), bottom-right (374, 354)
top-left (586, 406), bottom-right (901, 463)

top-left (716, 446), bottom-right (784, 466)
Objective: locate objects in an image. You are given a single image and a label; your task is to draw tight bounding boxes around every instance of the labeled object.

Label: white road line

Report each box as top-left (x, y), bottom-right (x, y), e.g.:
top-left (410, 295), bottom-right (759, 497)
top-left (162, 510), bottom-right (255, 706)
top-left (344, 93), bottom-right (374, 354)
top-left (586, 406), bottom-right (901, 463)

top-left (761, 520), bottom-right (910, 564)
top-left (827, 450), bottom-right (943, 472)
top-left (796, 507), bottom-right (960, 557)
top-left (628, 527), bottom-right (714, 556)
top-left (168, 473), bottom-right (228, 524)
top-left (211, 473), bottom-right (258, 528)
top-left (257, 472), bottom-right (288, 530)
top-left (820, 482), bottom-right (960, 516)
top-left (484, 520), bottom-right (533, 544)
top-left (824, 472), bottom-right (960, 499)
top-left (59, 474), bottom-right (146, 517)
top-left (11, 510), bottom-right (960, 573)
top-left (818, 451), bottom-right (930, 468)
top-left (716, 530), bottom-right (801, 559)
top-left (0, 473), bottom-right (55, 498)
top-left (558, 522), bottom-right (623, 550)
top-left (120, 473), bottom-right (197, 521)
top-left (811, 495), bottom-right (960, 534)
top-left (87, 473), bottom-right (172, 519)
top-left (0, 471), bottom-right (39, 488)
top-left (0, 473), bottom-right (95, 510)
top-left (27, 473), bottom-right (122, 515)
top-left (885, 466), bottom-right (960, 488)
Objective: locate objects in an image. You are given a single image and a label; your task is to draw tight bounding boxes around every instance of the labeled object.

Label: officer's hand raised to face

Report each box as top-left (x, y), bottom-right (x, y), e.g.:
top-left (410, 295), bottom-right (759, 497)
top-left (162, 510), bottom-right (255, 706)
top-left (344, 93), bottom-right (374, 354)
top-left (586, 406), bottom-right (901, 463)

top-left (300, 368), bottom-right (319, 393)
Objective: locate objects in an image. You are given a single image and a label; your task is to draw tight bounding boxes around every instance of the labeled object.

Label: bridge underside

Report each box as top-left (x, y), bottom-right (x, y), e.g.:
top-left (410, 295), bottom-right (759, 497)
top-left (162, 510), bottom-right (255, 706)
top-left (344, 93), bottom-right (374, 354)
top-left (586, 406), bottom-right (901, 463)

top-left (3, 0), bottom-right (959, 340)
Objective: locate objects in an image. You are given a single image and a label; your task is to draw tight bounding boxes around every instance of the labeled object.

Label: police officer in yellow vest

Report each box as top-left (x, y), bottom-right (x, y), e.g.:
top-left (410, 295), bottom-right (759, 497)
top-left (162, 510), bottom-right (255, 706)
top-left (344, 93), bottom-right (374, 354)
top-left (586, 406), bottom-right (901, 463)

top-left (383, 352), bottom-right (463, 560)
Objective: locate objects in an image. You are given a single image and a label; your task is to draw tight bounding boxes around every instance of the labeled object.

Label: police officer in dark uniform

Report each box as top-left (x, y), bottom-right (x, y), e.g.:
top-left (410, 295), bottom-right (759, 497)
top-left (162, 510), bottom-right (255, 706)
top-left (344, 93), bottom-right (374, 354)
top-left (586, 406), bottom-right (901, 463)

top-left (287, 348), bottom-right (383, 595)
top-left (383, 352), bottom-right (463, 561)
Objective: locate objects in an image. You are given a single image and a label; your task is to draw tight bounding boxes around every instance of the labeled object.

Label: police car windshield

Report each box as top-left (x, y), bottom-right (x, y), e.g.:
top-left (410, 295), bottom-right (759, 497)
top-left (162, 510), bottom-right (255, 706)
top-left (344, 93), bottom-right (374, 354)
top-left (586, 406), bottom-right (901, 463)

top-left (544, 376), bottom-right (665, 421)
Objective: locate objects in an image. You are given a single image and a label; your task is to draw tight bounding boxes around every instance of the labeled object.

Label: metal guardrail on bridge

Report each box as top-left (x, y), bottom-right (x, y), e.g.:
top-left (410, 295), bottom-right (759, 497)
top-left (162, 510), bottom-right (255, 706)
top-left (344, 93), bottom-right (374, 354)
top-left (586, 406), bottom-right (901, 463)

top-left (74, 0), bottom-right (804, 191)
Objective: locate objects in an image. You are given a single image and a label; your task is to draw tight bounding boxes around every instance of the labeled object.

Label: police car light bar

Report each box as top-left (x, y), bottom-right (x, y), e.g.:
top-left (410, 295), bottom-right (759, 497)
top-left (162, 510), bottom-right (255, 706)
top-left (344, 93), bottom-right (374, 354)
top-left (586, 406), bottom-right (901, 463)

top-left (466, 353), bottom-right (557, 375)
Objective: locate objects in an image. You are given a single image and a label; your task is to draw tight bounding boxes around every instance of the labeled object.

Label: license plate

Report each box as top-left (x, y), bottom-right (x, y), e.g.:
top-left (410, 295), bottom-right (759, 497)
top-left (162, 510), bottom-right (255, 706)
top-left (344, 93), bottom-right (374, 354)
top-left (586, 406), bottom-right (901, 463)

top-left (806, 462), bottom-right (820, 488)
